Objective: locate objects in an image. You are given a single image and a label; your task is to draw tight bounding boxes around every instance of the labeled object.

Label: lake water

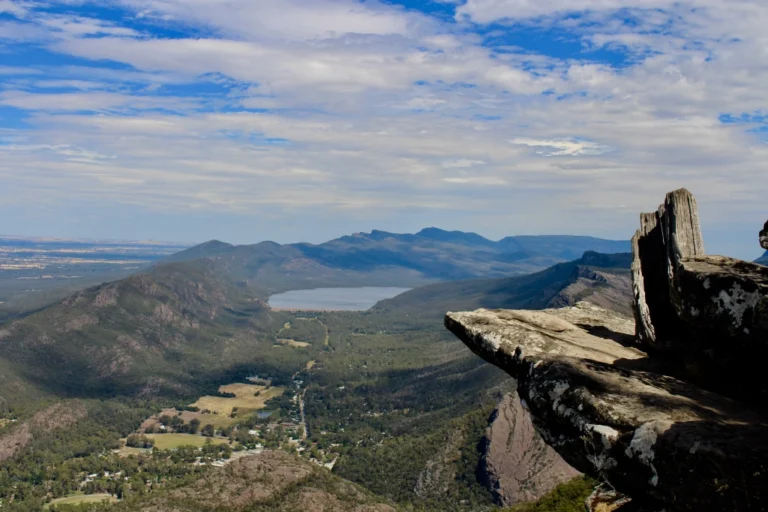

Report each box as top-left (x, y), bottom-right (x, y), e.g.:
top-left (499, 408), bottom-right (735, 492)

top-left (268, 287), bottom-right (411, 311)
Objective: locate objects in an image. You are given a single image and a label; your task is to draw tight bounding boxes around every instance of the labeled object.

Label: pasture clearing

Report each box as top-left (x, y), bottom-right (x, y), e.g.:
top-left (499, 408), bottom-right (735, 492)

top-left (146, 434), bottom-right (230, 450)
top-left (45, 493), bottom-right (117, 509)
top-left (191, 383), bottom-right (285, 416)
top-left (116, 445), bottom-right (150, 457)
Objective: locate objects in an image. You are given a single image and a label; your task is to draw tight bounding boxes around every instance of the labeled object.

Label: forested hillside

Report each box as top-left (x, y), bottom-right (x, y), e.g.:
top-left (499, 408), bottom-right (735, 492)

top-left (0, 251), bottom-right (633, 511)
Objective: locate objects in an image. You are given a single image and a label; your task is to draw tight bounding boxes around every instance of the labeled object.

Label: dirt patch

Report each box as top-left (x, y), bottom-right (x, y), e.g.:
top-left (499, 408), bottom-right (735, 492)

top-left (277, 339), bottom-right (310, 348)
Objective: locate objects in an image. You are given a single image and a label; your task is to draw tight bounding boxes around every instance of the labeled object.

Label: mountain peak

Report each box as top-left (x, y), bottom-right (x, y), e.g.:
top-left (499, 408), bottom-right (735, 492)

top-left (200, 239), bottom-right (233, 249)
top-left (415, 227), bottom-right (495, 246)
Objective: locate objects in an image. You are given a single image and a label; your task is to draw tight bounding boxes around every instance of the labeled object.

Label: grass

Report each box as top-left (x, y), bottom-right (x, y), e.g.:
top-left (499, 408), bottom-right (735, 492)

top-left (146, 433), bottom-right (230, 450)
top-left (45, 493), bottom-right (117, 509)
top-left (116, 445), bottom-right (151, 457)
top-left (191, 383), bottom-right (285, 416)
top-left (198, 412), bottom-right (239, 428)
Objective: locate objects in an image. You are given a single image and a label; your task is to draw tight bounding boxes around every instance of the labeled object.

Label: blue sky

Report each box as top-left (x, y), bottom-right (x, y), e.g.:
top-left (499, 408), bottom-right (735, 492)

top-left (0, 0), bottom-right (766, 259)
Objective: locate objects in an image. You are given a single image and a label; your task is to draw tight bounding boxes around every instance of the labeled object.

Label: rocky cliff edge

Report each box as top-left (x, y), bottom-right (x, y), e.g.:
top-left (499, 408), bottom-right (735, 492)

top-left (445, 190), bottom-right (768, 511)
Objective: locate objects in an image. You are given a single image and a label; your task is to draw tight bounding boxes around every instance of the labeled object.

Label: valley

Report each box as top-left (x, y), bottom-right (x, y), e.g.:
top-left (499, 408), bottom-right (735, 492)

top-left (0, 232), bottom-right (632, 511)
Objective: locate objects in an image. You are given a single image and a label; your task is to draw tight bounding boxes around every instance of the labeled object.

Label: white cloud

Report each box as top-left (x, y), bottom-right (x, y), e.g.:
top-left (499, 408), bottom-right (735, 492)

top-left (443, 176), bottom-right (507, 185)
top-left (0, 0), bottom-right (27, 17)
top-left (441, 159), bottom-right (486, 168)
top-left (509, 138), bottom-right (611, 157)
top-left (120, 0), bottom-right (423, 41)
top-left (0, 0), bottom-right (766, 255)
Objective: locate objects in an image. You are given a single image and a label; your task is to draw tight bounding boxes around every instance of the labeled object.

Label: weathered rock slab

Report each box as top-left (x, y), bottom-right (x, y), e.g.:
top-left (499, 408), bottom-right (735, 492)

top-left (445, 303), bottom-right (768, 512)
top-left (480, 393), bottom-right (580, 506)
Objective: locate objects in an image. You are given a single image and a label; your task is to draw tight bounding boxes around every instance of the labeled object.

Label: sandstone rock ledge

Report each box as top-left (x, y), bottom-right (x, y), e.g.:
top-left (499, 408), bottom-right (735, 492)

top-left (446, 302), bottom-right (768, 512)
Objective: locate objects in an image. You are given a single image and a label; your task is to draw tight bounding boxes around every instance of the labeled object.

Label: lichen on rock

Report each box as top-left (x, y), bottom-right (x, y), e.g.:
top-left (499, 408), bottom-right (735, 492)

top-left (445, 190), bottom-right (768, 512)
top-left (446, 303), bottom-right (768, 511)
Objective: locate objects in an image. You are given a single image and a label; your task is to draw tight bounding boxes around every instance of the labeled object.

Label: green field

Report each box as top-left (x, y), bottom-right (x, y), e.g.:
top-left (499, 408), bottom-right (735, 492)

top-left (45, 493), bottom-right (117, 509)
top-left (146, 433), bottom-right (230, 450)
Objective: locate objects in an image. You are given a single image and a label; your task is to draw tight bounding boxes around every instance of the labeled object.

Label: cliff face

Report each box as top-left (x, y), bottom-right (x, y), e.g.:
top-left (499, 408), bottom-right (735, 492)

top-left (480, 393), bottom-right (580, 506)
top-left (445, 190), bottom-right (768, 512)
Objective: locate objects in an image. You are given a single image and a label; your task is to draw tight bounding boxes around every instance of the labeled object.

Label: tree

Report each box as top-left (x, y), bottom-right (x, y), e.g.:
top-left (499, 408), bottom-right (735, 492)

top-left (201, 424), bottom-right (215, 437)
top-left (126, 435), bottom-right (155, 449)
top-left (189, 418), bottom-right (201, 434)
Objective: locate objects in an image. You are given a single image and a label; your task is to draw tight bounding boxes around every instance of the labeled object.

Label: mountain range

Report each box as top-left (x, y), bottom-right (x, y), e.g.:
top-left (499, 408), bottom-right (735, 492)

top-left (164, 228), bottom-right (630, 297)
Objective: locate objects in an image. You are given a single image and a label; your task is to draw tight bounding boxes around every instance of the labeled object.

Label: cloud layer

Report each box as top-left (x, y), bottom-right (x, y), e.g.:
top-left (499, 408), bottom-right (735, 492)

top-left (0, 0), bottom-right (766, 257)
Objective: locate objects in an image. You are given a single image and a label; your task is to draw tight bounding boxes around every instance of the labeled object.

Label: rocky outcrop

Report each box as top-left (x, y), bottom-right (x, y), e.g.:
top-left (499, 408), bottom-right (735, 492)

top-left (445, 190), bottom-right (768, 511)
top-left (630, 189), bottom-right (705, 346)
top-left (446, 303), bottom-right (768, 512)
top-left (586, 485), bottom-right (633, 512)
top-left (480, 393), bottom-right (580, 506)
top-left (631, 189), bottom-right (768, 405)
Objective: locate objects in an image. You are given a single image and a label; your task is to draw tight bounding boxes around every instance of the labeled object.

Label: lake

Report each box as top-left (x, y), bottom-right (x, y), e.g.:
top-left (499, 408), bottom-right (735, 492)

top-left (268, 287), bottom-right (411, 311)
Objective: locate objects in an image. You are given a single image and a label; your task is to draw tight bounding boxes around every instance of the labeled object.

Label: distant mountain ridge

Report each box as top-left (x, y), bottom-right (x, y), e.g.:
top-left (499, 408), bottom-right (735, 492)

top-left (374, 251), bottom-right (633, 318)
top-left (164, 228), bottom-right (630, 296)
top-left (757, 252), bottom-right (768, 265)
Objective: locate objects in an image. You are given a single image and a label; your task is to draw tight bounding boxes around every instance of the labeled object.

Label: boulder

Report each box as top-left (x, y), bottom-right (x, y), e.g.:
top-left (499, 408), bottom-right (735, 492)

top-left (480, 393), bottom-right (580, 506)
top-left (445, 303), bottom-right (768, 512)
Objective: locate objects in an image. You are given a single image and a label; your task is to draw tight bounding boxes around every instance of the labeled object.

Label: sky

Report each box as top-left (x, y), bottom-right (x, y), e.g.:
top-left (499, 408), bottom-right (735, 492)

top-left (0, 0), bottom-right (766, 259)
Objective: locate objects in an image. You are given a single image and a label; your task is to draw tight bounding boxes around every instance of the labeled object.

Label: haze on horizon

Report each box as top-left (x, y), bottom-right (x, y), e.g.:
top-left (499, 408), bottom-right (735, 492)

top-left (0, 0), bottom-right (766, 260)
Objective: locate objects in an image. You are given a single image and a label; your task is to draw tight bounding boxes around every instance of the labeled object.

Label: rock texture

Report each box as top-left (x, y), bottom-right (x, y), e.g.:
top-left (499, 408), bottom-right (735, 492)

top-left (445, 190), bottom-right (768, 512)
top-left (480, 393), bottom-right (580, 506)
top-left (630, 189), bottom-right (705, 346)
top-left (585, 486), bottom-right (633, 512)
top-left (446, 303), bottom-right (768, 512)
top-left (631, 189), bottom-right (768, 405)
